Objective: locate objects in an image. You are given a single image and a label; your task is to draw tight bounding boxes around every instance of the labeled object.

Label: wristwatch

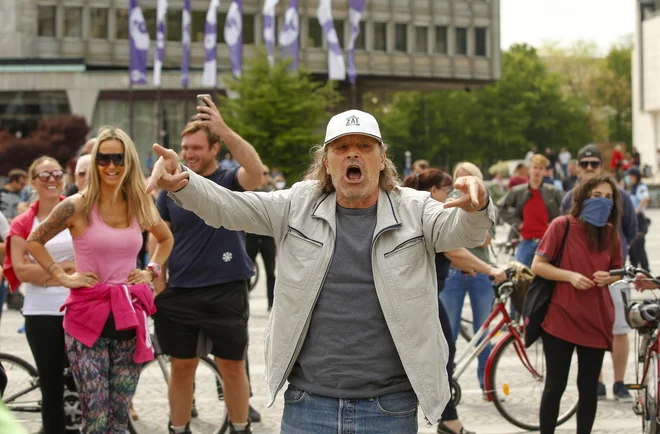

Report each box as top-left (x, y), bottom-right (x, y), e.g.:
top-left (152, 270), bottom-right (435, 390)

top-left (146, 262), bottom-right (162, 280)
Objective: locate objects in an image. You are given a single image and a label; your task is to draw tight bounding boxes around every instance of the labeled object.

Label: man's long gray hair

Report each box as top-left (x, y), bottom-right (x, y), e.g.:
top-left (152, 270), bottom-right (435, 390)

top-left (304, 142), bottom-right (400, 194)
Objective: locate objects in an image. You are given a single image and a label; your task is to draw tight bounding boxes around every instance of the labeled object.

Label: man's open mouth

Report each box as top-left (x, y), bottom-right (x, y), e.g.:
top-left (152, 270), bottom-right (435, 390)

top-left (345, 165), bottom-right (363, 183)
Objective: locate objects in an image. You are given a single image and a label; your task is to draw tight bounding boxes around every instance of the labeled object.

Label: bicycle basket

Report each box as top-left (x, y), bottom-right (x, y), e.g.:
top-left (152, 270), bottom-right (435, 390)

top-left (507, 260), bottom-right (535, 313)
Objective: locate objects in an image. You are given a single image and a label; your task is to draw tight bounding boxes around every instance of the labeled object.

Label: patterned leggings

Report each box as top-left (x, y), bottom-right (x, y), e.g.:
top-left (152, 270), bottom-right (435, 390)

top-left (65, 333), bottom-right (142, 434)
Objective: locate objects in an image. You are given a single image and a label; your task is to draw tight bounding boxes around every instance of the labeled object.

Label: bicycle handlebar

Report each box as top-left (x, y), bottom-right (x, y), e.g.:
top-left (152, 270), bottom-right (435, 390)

top-left (610, 266), bottom-right (656, 280)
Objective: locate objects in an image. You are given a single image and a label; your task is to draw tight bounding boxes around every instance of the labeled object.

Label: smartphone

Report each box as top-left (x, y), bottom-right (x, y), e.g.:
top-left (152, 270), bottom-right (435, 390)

top-left (196, 94), bottom-right (211, 108)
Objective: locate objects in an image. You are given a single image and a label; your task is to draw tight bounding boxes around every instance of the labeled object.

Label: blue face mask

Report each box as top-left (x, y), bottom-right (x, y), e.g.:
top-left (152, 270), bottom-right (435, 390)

top-left (580, 197), bottom-right (613, 227)
top-left (624, 175), bottom-right (631, 186)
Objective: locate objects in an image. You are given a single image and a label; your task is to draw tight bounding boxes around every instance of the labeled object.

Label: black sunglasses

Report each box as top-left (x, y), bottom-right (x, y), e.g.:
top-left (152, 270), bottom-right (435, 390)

top-left (96, 152), bottom-right (125, 167)
top-left (33, 170), bottom-right (64, 183)
top-left (578, 160), bottom-right (601, 169)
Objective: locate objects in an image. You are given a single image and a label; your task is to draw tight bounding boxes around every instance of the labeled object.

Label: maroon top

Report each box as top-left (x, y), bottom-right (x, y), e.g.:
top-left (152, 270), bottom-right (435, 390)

top-left (520, 189), bottom-right (549, 240)
top-left (537, 216), bottom-right (622, 350)
top-left (508, 176), bottom-right (528, 190)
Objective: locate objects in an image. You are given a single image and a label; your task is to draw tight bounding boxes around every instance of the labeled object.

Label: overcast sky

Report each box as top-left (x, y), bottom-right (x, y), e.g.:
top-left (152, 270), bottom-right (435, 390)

top-left (500, 0), bottom-right (635, 53)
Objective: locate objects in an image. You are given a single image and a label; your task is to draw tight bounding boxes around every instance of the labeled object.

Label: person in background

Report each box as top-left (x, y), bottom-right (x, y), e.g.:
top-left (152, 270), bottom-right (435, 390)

top-left (525, 147), bottom-right (537, 162)
top-left (545, 147), bottom-right (558, 170)
top-left (1, 169), bottom-right (28, 221)
top-left (631, 147), bottom-right (641, 167)
top-left (558, 147), bottom-right (572, 178)
top-left (404, 167), bottom-right (505, 434)
top-left (626, 167), bottom-right (650, 272)
top-left (269, 167), bottom-right (286, 190)
top-left (562, 161), bottom-right (578, 192)
top-left (610, 144), bottom-right (626, 181)
top-left (25, 127), bottom-right (174, 433)
top-left (2, 156), bottom-right (76, 433)
top-left (245, 166), bottom-right (277, 311)
top-left (412, 159), bottom-right (430, 174)
top-left (0, 212), bottom-right (9, 324)
top-left (220, 152), bottom-right (239, 171)
top-left (65, 154), bottom-right (92, 197)
top-left (532, 175), bottom-right (623, 434)
top-left (544, 166), bottom-right (563, 191)
top-left (442, 162), bottom-right (506, 396)
top-left (508, 163), bottom-right (528, 190)
top-left (498, 154), bottom-right (563, 267)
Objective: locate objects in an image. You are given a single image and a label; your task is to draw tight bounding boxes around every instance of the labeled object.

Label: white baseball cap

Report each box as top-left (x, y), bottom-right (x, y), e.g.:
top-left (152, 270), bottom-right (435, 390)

top-left (324, 109), bottom-right (383, 146)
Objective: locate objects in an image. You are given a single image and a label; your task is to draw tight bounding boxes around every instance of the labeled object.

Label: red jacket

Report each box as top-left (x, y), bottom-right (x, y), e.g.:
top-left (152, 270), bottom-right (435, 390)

top-left (61, 283), bottom-right (156, 363)
top-left (2, 198), bottom-right (66, 293)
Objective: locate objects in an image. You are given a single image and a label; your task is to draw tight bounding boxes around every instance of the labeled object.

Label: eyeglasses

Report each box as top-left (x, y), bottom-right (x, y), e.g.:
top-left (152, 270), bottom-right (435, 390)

top-left (96, 152), bottom-right (125, 167)
top-left (33, 170), bottom-right (64, 183)
top-left (578, 160), bottom-right (601, 169)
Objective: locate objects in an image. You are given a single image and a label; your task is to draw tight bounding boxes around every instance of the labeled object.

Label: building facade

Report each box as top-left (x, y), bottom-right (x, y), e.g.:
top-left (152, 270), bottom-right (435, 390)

top-left (0, 0), bottom-right (500, 164)
top-left (633, 0), bottom-right (660, 180)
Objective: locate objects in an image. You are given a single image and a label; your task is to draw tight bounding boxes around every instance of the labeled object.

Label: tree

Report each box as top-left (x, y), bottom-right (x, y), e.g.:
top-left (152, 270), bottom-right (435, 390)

top-left (0, 115), bottom-right (88, 175)
top-left (219, 50), bottom-right (342, 179)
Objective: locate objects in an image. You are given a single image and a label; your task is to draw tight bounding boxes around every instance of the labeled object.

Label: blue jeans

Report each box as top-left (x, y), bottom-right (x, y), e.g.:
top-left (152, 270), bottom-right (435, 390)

top-left (280, 387), bottom-right (418, 434)
top-left (440, 269), bottom-right (494, 390)
top-left (516, 239), bottom-right (540, 267)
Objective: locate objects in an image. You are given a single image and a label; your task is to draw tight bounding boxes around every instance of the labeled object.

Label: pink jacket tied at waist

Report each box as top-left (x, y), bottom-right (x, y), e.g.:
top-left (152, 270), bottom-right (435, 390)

top-left (61, 283), bottom-right (156, 363)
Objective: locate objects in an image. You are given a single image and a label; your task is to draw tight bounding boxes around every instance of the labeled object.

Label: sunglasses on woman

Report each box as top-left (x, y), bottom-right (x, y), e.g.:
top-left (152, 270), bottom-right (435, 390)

top-left (96, 152), bottom-right (125, 167)
top-left (33, 170), bottom-right (64, 183)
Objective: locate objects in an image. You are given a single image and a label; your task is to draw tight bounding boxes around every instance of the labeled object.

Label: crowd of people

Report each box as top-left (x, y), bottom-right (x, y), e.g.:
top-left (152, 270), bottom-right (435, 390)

top-left (0, 99), bottom-right (656, 434)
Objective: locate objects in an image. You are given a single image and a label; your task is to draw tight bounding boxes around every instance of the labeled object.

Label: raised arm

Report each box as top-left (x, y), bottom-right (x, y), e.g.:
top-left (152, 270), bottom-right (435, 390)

top-left (197, 96), bottom-right (264, 190)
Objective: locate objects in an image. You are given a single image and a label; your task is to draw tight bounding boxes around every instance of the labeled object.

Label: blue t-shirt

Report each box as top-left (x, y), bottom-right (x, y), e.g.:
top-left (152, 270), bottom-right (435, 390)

top-left (157, 166), bottom-right (254, 288)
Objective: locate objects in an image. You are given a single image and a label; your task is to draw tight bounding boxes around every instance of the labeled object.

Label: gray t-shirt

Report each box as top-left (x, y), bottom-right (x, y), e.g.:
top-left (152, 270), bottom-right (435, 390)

top-left (288, 204), bottom-right (411, 398)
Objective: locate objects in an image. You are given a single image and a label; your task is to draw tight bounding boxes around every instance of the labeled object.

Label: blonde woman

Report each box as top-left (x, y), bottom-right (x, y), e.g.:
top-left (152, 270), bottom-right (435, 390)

top-left (3, 156), bottom-right (75, 433)
top-left (25, 127), bottom-right (174, 434)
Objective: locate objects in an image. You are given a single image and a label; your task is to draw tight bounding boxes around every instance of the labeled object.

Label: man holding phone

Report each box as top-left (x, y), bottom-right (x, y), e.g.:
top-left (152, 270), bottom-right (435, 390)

top-left (151, 95), bottom-right (264, 434)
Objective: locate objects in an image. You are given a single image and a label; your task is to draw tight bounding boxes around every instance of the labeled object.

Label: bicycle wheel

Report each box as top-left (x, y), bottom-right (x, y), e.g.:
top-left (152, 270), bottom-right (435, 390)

top-left (459, 317), bottom-right (473, 342)
top-left (0, 353), bottom-right (41, 412)
top-left (643, 352), bottom-right (658, 434)
top-left (487, 333), bottom-right (578, 431)
top-left (128, 355), bottom-right (228, 434)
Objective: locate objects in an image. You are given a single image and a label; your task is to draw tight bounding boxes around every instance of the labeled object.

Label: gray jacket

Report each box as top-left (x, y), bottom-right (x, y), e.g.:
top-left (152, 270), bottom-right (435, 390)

top-left (497, 183), bottom-right (564, 231)
top-left (170, 168), bottom-right (497, 423)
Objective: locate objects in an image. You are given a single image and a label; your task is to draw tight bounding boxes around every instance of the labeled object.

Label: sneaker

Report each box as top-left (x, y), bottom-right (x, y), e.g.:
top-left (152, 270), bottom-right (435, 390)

top-left (613, 381), bottom-right (634, 403)
top-left (167, 421), bottom-right (192, 434)
top-left (17, 323), bottom-right (25, 334)
top-left (437, 421), bottom-right (476, 434)
top-left (248, 405), bottom-right (261, 423)
top-left (597, 381), bottom-right (607, 400)
top-left (229, 421), bottom-right (252, 434)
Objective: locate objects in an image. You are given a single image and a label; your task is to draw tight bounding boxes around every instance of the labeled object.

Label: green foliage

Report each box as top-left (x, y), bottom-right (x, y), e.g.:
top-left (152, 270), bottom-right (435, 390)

top-left (219, 49), bottom-right (341, 179)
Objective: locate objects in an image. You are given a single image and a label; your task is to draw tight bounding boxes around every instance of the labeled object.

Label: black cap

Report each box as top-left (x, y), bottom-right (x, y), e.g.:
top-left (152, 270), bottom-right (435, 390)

top-left (626, 167), bottom-right (642, 178)
top-left (577, 145), bottom-right (603, 161)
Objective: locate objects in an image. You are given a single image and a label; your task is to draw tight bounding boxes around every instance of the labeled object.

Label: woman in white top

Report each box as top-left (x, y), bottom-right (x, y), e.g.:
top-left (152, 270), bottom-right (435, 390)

top-left (5, 156), bottom-right (76, 433)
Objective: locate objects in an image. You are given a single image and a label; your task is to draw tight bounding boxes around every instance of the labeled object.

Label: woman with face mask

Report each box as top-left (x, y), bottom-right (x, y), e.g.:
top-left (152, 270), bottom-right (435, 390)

top-left (403, 168), bottom-right (505, 434)
top-left (531, 174), bottom-right (623, 434)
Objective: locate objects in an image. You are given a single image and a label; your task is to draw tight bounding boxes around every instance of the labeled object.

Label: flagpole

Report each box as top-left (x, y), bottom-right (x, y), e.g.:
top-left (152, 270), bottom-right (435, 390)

top-left (156, 87), bottom-right (162, 145)
top-left (129, 82), bottom-right (134, 137)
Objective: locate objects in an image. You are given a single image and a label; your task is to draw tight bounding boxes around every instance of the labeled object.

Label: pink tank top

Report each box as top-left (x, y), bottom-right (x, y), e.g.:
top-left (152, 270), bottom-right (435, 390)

top-left (73, 205), bottom-right (143, 285)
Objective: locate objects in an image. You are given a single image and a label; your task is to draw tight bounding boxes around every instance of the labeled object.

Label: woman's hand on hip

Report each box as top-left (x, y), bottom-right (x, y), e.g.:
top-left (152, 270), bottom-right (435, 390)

top-left (127, 269), bottom-right (154, 285)
top-left (60, 272), bottom-right (100, 289)
top-left (569, 272), bottom-right (595, 290)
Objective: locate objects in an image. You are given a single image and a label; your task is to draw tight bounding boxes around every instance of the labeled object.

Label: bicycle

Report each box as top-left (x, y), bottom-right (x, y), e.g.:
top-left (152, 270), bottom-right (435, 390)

top-left (451, 264), bottom-right (579, 431)
top-left (128, 331), bottom-right (229, 434)
top-left (609, 266), bottom-right (660, 434)
top-left (0, 352), bottom-right (81, 433)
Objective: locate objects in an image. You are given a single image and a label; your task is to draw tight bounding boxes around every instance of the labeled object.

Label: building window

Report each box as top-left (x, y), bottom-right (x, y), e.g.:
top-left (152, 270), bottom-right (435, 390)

top-left (143, 9), bottom-right (157, 38)
top-left (334, 20), bottom-right (345, 48)
top-left (373, 22), bottom-right (387, 51)
top-left (308, 18), bottom-right (323, 48)
top-left (217, 13), bottom-right (227, 43)
top-left (455, 27), bottom-right (467, 55)
top-left (90, 8), bottom-right (109, 39)
top-left (116, 9), bottom-right (129, 39)
top-left (475, 27), bottom-right (487, 56)
top-left (415, 26), bottom-right (428, 53)
top-left (166, 9), bottom-right (182, 41)
top-left (191, 10), bottom-right (206, 42)
top-left (354, 21), bottom-right (366, 50)
top-left (395, 23), bottom-right (407, 52)
top-left (37, 6), bottom-right (56, 37)
top-left (64, 7), bottom-right (83, 38)
top-left (435, 26), bottom-right (447, 54)
top-left (243, 14), bottom-right (255, 44)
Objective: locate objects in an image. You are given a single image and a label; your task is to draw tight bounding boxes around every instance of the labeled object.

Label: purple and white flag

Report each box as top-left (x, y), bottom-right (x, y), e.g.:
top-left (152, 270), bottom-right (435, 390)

top-left (153, 0), bottom-right (167, 87)
top-left (181, 0), bottom-right (191, 87)
top-left (202, 0), bottom-right (220, 87)
top-left (317, 0), bottom-right (345, 80)
top-left (263, 0), bottom-right (279, 65)
top-left (279, 0), bottom-right (299, 70)
top-left (347, 0), bottom-right (366, 84)
top-left (224, 0), bottom-right (243, 78)
top-left (129, 0), bottom-right (150, 85)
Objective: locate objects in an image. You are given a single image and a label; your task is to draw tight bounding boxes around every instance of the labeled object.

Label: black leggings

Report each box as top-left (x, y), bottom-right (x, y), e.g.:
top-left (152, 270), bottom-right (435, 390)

top-left (245, 234), bottom-right (277, 309)
top-left (25, 315), bottom-right (67, 434)
top-left (540, 332), bottom-right (605, 434)
top-left (438, 298), bottom-right (458, 421)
